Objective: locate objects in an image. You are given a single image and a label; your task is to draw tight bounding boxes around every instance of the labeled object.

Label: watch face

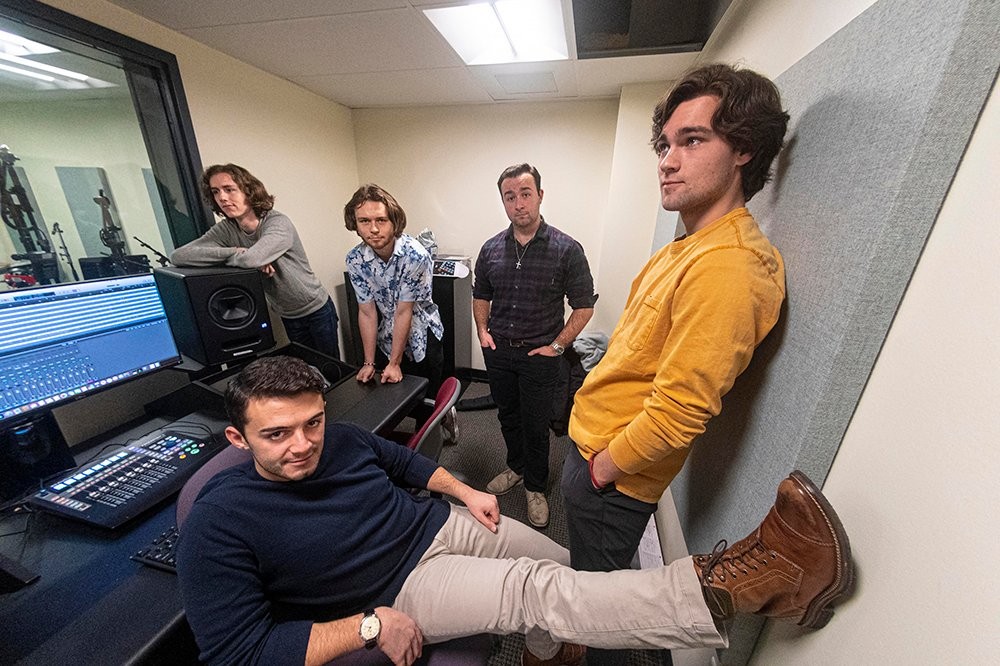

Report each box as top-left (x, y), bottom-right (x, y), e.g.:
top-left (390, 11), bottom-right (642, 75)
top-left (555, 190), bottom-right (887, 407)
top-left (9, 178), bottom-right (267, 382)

top-left (360, 614), bottom-right (381, 641)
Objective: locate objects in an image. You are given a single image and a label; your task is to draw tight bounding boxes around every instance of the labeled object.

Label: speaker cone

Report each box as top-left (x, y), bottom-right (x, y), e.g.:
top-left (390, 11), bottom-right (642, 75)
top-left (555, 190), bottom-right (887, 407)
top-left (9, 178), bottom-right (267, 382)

top-left (207, 287), bottom-right (256, 329)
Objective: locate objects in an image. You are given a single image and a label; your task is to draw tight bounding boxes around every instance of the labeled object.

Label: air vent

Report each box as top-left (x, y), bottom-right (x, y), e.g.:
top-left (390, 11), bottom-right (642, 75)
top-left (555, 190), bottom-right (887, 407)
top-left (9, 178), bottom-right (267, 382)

top-left (495, 72), bottom-right (559, 94)
top-left (573, 0), bottom-right (734, 59)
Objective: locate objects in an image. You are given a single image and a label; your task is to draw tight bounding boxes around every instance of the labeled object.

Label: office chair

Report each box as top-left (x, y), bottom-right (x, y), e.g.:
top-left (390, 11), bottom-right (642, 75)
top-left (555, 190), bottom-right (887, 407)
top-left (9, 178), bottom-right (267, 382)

top-left (175, 444), bottom-right (249, 528)
top-left (384, 377), bottom-right (461, 463)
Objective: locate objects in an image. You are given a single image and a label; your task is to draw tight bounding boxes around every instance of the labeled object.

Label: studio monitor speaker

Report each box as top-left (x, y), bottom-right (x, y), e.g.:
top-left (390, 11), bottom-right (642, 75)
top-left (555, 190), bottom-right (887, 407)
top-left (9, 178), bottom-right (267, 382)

top-left (153, 266), bottom-right (275, 366)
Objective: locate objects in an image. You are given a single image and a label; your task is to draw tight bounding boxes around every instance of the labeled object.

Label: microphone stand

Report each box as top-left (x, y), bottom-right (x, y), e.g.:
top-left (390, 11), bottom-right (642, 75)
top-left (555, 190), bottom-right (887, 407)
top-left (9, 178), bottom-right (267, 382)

top-left (51, 222), bottom-right (80, 281)
top-left (132, 235), bottom-right (171, 267)
top-left (99, 252), bottom-right (151, 274)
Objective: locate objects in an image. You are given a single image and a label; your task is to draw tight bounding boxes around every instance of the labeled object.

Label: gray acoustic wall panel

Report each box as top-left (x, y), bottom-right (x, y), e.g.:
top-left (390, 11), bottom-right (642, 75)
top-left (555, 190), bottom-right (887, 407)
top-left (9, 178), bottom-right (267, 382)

top-left (667, 0), bottom-right (999, 662)
top-left (55, 166), bottom-right (127, 258)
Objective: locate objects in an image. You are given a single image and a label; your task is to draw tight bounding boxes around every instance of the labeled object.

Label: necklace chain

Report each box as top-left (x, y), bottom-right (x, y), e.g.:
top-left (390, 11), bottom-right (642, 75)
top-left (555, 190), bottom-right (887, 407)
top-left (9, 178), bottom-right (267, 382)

top-left (514, 241), bottom-right (528, 269)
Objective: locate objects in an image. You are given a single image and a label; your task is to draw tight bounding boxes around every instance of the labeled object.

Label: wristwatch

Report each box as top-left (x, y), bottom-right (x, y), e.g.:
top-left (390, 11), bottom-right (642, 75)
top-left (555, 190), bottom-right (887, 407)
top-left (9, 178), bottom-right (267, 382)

top-left (550, 341), bottom-right (566, 355)
top-left (359, 609), bottom-right (381, 649)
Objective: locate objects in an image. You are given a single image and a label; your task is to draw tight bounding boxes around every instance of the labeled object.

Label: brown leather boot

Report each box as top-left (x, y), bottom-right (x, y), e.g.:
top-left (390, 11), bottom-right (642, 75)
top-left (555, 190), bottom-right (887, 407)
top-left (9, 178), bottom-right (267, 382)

top-left (521, 642), bottom-right (586, 666)
top-left (694, 470), bottom-right (853, 629)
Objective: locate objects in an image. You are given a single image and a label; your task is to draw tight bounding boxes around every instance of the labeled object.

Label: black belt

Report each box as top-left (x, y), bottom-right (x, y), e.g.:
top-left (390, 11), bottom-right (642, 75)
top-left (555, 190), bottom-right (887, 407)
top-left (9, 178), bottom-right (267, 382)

top-left (493, 336), bottom-right (543, 348)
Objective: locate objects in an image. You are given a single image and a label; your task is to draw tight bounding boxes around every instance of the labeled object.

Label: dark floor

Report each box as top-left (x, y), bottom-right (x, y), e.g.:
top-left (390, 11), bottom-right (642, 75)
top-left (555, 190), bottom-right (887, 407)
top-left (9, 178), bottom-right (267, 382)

top-left (437, 382), bottom-right (671, 666)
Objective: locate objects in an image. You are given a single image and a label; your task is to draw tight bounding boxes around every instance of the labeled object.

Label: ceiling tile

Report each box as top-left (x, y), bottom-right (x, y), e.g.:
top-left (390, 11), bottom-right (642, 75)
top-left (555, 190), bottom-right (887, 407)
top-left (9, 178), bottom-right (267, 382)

top-left (495, 72), bottom-right (558, 95)
top-left (108, 0), bottom-right (407, 30)
top-left (573, 52), bottom-right (700, 97)
top-left (469, 61), bottom-right (581, 102)
top-left (181, 8), bottom-right (460, 77)
top-left (293, 68), bottom-right (493, 108)
top-left (100, 0), bottom-right (724, 108)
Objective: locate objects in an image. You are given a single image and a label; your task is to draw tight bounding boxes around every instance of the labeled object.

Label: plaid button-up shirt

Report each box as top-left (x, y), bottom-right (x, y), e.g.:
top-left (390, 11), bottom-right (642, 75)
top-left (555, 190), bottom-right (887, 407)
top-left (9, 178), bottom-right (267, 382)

top-left (473, 219), bottom-right (597, 345)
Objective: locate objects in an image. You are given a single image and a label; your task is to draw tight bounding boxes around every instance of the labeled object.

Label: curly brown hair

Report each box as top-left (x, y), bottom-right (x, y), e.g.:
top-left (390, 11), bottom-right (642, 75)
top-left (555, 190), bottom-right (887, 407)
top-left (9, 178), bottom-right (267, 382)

top-left (651, 64), bottom-right (789, 202)
top-left (201, 164), bottom-right (275, 218)
top-left (343, 183), bottom-right (407, 238)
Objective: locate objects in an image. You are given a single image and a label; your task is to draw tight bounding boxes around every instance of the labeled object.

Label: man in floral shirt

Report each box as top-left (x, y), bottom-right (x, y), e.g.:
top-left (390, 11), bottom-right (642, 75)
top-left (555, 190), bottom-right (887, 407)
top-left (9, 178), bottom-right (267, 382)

top-left (344, 185), bottom-right (452, 439)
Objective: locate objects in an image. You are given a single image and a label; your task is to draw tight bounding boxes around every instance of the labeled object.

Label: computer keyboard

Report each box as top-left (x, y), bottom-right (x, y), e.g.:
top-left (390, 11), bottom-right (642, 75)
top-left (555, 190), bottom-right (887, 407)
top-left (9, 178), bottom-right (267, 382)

top-left (26, 429), bottom-right (221, 529)
top-left (131, 524), bottom-right (180, 573)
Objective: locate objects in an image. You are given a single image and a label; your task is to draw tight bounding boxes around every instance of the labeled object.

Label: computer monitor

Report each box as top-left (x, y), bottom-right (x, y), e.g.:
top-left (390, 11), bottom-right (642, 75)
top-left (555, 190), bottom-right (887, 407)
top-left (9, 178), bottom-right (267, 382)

top-left (0, 274), bottom-right (182, 502)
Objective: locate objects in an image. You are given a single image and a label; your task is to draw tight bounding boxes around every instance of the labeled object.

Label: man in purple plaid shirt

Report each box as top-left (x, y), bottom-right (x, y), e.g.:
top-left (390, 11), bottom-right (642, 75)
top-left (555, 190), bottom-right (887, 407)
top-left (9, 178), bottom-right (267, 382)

top-left (473, 163), bottom-right (597, 528)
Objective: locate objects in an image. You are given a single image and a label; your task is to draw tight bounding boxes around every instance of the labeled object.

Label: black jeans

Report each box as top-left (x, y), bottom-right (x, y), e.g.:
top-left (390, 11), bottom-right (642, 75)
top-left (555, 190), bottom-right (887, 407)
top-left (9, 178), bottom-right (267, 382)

top-left (483, 343), bottom-right (561, 492)
top-left (561, 445), bottom-right (659, 666)
top-left (281, 297), bottom-right (340, 360)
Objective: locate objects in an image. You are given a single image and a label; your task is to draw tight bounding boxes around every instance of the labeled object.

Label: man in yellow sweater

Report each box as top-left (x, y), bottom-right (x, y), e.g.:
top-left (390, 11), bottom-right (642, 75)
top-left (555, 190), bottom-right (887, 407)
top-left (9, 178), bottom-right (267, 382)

top-left (562, 64), bottom-right (790, 666)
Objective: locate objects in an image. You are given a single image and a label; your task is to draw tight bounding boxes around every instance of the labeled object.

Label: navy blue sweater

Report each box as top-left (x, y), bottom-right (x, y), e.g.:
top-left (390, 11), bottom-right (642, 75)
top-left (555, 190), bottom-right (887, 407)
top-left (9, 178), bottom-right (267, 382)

top-left (176, 423), bottom-right (450, 665)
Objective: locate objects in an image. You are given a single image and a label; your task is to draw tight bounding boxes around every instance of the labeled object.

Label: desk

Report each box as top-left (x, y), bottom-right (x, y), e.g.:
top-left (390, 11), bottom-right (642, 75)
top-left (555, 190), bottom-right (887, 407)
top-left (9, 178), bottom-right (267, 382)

top-left (0, 374), bottom-right (427, 665)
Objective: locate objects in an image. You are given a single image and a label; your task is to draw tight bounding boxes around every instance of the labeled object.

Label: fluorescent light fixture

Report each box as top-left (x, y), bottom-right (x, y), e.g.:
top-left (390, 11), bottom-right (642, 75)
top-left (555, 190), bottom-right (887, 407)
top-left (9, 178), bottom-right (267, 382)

top-left (0, 62), bottom-right (55, 82)
top-left (0, 29), bottom-right (114, 90)
top-left (0, 29), bottom-right (58, 56)
top-left (0, 53), bottom-right (89, 81)
top-left (424, 0), bottom-right (568, 66)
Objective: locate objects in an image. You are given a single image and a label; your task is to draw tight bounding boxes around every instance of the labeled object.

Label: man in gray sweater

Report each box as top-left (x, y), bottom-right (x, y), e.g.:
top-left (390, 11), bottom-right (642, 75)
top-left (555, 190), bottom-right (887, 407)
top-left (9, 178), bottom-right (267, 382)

top-left (171, 164), bottom-right (340, 359)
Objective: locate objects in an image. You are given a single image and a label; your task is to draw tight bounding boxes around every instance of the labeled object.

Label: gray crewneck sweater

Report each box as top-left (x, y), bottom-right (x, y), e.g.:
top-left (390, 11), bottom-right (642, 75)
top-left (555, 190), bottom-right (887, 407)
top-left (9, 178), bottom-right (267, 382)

top-left (170, 210), bottom-right (328, 318)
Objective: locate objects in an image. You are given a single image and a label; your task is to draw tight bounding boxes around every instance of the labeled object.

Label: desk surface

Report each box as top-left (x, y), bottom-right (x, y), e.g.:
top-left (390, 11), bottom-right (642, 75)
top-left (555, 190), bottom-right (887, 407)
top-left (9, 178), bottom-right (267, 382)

top-left (0, 373), bottom-right (427, 665)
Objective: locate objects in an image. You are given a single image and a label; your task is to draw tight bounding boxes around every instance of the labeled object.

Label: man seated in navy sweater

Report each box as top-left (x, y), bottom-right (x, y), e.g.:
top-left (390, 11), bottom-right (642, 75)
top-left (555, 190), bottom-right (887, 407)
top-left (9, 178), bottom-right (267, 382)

top-left (176, 356), bottom-right (853, 666)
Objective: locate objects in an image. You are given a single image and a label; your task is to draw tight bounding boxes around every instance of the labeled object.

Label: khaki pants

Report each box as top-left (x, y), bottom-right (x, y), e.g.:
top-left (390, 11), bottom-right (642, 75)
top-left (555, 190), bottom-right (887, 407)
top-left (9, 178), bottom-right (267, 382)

top-left (393, 507), bottom-right (727, 659)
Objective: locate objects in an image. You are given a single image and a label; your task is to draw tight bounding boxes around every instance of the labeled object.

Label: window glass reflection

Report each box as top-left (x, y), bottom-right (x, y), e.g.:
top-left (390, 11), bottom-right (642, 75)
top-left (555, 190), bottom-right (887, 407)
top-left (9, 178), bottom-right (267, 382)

top-left (0, 17), bottom-right (194, 290)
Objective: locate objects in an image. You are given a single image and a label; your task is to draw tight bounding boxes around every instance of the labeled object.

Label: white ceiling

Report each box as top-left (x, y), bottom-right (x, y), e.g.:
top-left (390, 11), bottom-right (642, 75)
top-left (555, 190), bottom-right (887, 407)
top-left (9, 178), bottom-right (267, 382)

top-left (105, 0), bottom-right (705, 108)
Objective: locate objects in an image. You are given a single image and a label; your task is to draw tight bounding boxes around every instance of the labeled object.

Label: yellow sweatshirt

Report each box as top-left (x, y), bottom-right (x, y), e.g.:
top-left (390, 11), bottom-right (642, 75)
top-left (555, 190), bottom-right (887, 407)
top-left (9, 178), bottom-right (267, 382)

top-left (569, 208), bottom-right (785, 503)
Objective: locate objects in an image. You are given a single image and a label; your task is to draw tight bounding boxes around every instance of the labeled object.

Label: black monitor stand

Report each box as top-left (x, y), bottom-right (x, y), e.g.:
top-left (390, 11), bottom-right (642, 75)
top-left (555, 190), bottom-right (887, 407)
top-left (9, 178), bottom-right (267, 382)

top-left (0, 412), bottom-right (76, 504)
top-left (0, 552), bottom-right (39, 593)
top-left (0, 412), bottom-right (75, 593)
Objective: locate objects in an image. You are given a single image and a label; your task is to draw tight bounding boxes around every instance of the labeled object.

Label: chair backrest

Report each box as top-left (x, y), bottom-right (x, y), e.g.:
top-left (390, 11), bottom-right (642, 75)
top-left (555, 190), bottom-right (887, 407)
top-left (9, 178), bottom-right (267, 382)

top-left (406, 377), bottom-right (460, 462)
top-left (176, 445), bottom-right (251, 528)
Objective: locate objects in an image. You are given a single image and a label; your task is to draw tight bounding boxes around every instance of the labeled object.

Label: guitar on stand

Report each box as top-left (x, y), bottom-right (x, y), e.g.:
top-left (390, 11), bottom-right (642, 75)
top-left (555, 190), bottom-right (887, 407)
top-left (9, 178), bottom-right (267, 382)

top-left (1, 144), bottom-right (59, 285)
top-left (94, 188), bottom-right (128, 275)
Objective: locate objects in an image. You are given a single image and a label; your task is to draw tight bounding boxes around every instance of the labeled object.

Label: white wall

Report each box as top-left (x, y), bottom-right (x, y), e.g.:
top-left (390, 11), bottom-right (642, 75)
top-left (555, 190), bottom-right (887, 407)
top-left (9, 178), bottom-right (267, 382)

top-left (353, 101), bottom-right (619, 367)
top-left (591, 82), bottom-right (670, 335)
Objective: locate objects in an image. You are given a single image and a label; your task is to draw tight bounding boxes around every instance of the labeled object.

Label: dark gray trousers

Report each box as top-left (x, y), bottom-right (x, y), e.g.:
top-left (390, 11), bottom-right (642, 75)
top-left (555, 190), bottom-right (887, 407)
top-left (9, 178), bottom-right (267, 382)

top-left (561, 445), bottom-right (659, 666)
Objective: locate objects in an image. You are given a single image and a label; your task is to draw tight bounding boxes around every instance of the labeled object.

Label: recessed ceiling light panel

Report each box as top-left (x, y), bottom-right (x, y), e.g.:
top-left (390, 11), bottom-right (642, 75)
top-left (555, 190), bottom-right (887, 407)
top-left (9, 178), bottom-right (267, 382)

top-left (424, 0), bottom-right (569, 66)
top-left (0, 29), bottom-right (58, 57)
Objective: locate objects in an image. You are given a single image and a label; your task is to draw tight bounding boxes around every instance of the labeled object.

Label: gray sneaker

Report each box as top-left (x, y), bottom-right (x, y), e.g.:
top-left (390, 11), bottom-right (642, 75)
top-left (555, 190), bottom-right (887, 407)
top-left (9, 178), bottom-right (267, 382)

top-left (486, 468), bottom-right (524, 495)
top-left (441, 407), bottom-right (459, 445)
top-left (525, 491), bottom-right (549, 528)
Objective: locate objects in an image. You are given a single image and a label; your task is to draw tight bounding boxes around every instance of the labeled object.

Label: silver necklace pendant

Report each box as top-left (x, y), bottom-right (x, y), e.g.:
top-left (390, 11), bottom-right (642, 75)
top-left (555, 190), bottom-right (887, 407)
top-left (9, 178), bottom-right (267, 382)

top-left (514, 242), bottom-right (528, 269)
